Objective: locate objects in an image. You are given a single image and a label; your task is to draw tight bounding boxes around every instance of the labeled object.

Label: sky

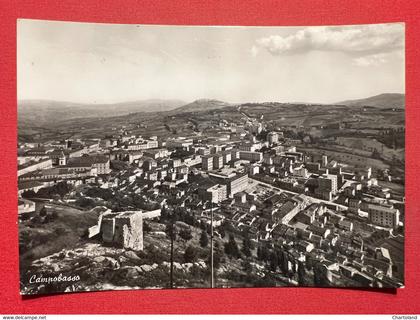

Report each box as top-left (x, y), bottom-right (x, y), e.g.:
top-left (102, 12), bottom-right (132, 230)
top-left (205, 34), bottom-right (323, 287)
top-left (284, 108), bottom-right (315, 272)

top-left (17, 19), bottom-right (405, 104)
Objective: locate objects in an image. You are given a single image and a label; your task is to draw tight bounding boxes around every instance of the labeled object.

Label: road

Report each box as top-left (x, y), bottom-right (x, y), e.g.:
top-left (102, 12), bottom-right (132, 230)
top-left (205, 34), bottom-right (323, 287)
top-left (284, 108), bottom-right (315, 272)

top-left (248, 177), bottom-right (348, 211)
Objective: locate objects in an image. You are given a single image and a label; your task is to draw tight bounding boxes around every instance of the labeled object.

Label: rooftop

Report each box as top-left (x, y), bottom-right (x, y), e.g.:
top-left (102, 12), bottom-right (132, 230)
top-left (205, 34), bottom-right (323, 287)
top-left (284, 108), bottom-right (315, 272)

top-left (67, 155), bottom-right (109, 166)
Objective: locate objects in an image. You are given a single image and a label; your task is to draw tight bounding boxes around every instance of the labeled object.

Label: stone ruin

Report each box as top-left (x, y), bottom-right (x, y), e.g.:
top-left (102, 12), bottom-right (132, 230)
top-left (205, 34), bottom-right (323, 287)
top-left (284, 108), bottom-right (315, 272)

top-left (88, 209), bottom-right (161, 251)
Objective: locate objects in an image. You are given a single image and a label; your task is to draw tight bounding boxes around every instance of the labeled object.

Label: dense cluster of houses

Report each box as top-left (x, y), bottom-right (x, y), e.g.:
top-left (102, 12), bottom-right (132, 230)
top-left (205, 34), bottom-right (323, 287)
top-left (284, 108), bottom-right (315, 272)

top-left (17, 115), bottom-right (404, 287)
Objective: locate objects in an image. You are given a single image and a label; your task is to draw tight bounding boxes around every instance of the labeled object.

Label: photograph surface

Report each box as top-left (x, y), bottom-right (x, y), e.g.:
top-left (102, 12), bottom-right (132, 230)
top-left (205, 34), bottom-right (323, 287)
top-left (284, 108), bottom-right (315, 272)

top-left (17, 20), bottom-right (405, 294)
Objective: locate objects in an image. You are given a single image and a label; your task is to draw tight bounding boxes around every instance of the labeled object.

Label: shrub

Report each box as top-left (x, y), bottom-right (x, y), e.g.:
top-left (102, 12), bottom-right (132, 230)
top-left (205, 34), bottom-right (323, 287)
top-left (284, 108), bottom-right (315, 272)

top-left (179, 228), bottom-right (193, 241)
top-left (199, 231), bottom-right (209, 248)
top-left (224, 234), bottom-right (240, 258)
top-left (184, 245), bottom-right (197, 263)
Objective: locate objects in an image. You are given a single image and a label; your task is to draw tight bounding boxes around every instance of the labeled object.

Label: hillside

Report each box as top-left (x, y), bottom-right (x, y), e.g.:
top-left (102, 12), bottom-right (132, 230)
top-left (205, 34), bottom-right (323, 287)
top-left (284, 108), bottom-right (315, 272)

top-left (19, 204), bottom-right (100, 270)
top-left (337, 93), bottom-right (405, 109)
top-left (18, 99), bottom-right (186, 126)
top-left (171, 99), bottom-right (233, 113)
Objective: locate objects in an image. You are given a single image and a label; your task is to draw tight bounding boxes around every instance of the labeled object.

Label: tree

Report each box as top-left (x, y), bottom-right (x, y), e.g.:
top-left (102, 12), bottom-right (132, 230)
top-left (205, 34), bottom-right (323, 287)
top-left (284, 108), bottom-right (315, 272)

top-left (143, 221), bottom-right (152, 233)
top-left (280, 250), bottom-right (289, 274)
top-left (110, 160), bottom-right (129, 171)
top-left (222, 221), bottom-right (234, 233)
top-left (160, 206), bottom-right (170, 222)
top-left (313, 262), bottom-right (330, 287)
top-left (183, 213), bottom-right (196, 227)
top-left (184, 245), bottom-right (197, 263)
top-left (297, 260), bottom-right (307, 286)
top-left (241, 235), bottom-right (252, 257)
top-left (165, 223), bottom-right (177, 240)
top-left (257, 245), bottom-right (262, 260)
top-left (75, 197), bottom-right (95, 209)
top-left (86, 187), bottom-right (111, 201)
top-left (199, 220), bottom-right (207, 231)
top-left (242, 260), bottom-right (253, 273)
top-left (51, 210), bottom-right (58, 219)
top-left (207, 241), bottom-right (223, 269)
top-left (259, 244), bottom-right (270, 262)
top-left (372, 148), bottom-right (381, 159)
top-left (218, 225), bottom-right (226, 239)
top-left (224, 234), bottom-right (240, 258)
top-left (269, 251), bottom-right (279, 272)
top-left (165, 222), bottom-right (177, 289)
top-left (39, 206), bottom-right (47, 217)
top-left (179, 228), bottom-right (193, 241)
top-left (37, 181), bottom-right (72, 199)
top-left (288, 258), bottom-right (296, 278)
top-left (21, 190), bottom-right (36, 199)
top-left (200, 230), bottom-right (209, 248)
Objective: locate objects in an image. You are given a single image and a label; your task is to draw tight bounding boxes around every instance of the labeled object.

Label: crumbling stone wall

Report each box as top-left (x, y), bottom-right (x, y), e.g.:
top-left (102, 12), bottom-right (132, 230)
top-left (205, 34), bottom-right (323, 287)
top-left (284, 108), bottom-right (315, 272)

top-left (122, 220), bottom-right (143, 250)
top-left (101, 216), bottom-right (116, 243)
top-left (114, 212), bottom-right (144, 250)
top-left (91, 210), bottom-right (150, 250)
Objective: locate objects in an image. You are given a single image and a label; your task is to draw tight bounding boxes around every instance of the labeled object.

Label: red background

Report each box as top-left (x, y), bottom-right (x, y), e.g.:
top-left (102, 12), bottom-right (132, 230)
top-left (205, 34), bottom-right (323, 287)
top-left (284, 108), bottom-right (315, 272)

top-left (0, 0), bottom-right (419, 314)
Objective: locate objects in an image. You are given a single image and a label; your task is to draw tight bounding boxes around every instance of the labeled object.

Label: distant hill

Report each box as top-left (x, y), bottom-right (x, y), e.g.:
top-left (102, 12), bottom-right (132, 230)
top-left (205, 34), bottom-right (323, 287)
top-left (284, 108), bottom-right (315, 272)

top-left (337, 93), bottom-right (405, 109)
top-left (18, 99), bottom-right (186, 125)
top-left (172, 99), bottom-right (233, 113)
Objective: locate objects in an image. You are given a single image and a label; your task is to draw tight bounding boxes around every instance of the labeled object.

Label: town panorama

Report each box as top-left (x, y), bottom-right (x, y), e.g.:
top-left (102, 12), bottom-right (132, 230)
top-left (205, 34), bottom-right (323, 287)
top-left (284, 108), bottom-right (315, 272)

top-left (17, 95), bottom-right (405, 294)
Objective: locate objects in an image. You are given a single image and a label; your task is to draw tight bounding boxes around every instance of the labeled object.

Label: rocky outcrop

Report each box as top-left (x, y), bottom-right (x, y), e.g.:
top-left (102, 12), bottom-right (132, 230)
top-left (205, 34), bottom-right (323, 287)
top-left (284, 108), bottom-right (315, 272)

top-left (21, 242), bottom-right (210, 295)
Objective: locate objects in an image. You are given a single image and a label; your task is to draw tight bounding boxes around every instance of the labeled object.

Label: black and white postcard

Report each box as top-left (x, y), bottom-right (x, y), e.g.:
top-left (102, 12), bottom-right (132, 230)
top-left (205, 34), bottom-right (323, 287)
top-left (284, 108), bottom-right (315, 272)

top-left (17, 20), bottom-right (405, 295)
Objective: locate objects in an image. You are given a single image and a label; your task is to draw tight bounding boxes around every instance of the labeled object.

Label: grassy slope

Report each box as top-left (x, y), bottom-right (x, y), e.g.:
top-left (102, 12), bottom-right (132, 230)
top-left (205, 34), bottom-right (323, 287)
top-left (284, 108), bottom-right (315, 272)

top-left (19, 205), bottom-right (99, 269)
